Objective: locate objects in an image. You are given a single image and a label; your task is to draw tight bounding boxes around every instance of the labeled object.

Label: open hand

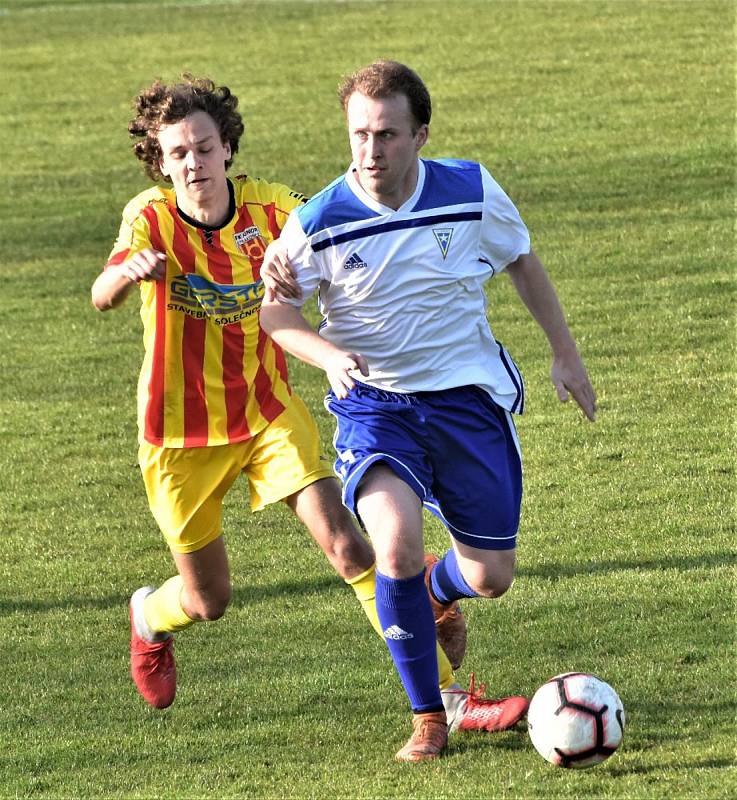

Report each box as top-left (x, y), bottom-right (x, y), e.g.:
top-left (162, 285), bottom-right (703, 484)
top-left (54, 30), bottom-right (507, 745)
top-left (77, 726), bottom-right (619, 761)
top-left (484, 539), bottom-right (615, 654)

top-left (261, 239), bottom-right (301, 302)
top-left (551, 351), bottom-right (597, 421)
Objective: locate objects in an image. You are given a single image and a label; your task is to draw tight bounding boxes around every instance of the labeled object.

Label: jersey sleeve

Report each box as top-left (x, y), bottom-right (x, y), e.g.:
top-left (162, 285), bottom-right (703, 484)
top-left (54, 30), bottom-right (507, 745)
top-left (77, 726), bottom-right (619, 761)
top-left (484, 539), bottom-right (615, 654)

top-left (273, 183), bottom-right (308, 219)
top-left (479, 166), bottom-right (531, 272)
top-left (245, 177), bottom-right (307, 239)
top-left (278, 210), bottom-right (323, 308)
top-left (105, 195), bottom-right (156, 269)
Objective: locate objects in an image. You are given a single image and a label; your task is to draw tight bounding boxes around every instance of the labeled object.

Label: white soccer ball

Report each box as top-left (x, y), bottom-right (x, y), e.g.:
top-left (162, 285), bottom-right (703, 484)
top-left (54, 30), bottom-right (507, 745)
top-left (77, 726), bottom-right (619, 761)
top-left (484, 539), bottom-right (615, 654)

top-left (527, 672), bottom-right (625, 768)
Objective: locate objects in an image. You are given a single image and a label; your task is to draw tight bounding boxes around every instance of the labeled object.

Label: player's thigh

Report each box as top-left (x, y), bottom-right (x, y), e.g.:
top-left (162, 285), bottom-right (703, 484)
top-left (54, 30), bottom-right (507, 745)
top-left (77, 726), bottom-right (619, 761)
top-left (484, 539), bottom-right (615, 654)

top-left (138, 441), bottom-right (243, 554)
top-left (355, 463), bottom-right (424, 578)
top-left (244, 393), bottom-right (333, 511)
top-left (287, 477), bottom-right (374, 579)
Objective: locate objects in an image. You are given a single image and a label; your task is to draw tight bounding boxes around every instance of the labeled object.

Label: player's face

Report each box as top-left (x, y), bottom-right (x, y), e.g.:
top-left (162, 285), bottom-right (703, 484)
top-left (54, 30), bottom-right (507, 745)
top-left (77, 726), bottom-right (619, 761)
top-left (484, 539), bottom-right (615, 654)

top-left (157, 111), bottom-right (231, 215)
top-left (346, 91), bottom-right (428, 210)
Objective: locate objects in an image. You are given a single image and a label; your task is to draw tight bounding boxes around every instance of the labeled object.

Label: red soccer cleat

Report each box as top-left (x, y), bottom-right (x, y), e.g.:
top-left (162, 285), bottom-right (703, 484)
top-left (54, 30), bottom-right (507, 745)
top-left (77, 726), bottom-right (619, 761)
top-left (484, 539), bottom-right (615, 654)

top-left (129, 587), bottom-right (176, 709)
top-left (444, 673), bottom-right (529, 733)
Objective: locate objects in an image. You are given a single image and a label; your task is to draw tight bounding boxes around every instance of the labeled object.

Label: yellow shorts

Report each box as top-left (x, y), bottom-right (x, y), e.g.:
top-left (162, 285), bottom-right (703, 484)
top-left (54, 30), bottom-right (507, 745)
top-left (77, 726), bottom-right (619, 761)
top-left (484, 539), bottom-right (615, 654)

top-left (138, 394), bottom-right (334, 554)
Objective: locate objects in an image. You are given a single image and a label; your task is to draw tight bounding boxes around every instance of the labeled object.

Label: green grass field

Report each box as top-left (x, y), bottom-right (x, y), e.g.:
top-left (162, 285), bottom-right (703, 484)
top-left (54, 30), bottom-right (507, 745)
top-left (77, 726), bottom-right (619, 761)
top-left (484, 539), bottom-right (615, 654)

top-left (1, 0), bottom-right (734, 797)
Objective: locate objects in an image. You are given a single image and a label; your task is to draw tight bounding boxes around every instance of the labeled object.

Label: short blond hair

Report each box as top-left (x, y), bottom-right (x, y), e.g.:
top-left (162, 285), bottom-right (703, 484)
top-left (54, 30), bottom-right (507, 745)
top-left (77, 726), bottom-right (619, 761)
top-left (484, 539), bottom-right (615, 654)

top-left (338, 61), bottom-right (431, 131)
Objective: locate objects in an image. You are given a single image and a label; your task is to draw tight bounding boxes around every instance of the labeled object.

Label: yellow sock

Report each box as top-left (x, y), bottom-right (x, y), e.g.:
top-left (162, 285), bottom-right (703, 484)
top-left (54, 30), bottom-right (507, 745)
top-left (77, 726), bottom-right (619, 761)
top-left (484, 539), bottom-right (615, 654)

top-left (143, 575), bottom-right (194, 634)
top-left (346, 563), bottom-right (456, 690)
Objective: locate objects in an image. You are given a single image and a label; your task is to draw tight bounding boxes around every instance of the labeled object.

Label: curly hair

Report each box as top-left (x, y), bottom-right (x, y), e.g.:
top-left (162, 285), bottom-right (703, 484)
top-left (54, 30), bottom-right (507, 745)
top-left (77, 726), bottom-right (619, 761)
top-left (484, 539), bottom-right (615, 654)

top-left (337, 61), bottom-right (431, 132)
top-left (128, 75), bottom-right (244, 182)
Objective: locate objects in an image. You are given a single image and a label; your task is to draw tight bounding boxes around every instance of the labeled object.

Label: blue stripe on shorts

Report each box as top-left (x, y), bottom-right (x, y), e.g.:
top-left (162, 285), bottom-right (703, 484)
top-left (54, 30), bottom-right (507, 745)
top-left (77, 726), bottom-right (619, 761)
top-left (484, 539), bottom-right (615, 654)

top-left (324, 382), bottom-right (522, 550)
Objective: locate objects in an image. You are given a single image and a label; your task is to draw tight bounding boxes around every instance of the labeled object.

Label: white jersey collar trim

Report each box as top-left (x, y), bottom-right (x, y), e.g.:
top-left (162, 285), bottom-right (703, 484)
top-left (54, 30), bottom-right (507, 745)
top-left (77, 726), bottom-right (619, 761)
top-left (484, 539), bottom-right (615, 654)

top-left (346, 159), bottom-right (426, 214)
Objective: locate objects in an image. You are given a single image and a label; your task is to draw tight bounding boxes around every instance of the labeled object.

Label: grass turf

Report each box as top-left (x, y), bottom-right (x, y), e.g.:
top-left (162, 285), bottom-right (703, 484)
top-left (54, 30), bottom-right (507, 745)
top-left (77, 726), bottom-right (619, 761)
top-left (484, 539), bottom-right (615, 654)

top-left (0, 0), bottom-right (734, 797)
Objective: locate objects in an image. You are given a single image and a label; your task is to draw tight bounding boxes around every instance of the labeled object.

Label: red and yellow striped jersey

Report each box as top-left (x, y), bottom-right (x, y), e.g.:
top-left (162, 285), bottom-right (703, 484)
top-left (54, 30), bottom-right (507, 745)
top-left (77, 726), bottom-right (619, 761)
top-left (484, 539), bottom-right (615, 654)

top-left (106, 175), bottom-right (307, 448)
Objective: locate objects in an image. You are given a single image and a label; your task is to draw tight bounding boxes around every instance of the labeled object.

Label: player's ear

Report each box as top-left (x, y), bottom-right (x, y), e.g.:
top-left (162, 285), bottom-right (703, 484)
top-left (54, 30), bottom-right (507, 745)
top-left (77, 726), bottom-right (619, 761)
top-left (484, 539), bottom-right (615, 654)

top-left (223, 141), bottom-right (232, 161)
top-left (415, 124), bottom-right (429, 151)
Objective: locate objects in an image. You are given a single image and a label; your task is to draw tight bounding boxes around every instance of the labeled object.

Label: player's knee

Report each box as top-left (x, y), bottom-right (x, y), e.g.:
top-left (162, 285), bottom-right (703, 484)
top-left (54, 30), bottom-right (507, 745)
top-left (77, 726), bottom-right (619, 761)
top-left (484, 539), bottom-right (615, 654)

top-left (187, 581), bottom-right (232, 621)
top-left (305, 511), bottom-right (375, 579)
top-left (468, 568), bottom-right (515, 598)
top-left (328, 531), bottom-right (375, 580)
top-left (461, 546), bottom-right (516, 598)
top-left (376, 545), bottom-right (424, 579)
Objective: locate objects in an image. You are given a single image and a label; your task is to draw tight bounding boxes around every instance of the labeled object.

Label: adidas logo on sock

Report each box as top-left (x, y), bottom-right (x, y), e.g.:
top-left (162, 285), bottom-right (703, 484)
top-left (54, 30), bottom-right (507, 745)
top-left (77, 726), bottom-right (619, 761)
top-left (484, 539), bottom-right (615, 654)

top-left (383, 625), bottom-right (414, 640)
top-left (343, 252), bottom-right (368, 270)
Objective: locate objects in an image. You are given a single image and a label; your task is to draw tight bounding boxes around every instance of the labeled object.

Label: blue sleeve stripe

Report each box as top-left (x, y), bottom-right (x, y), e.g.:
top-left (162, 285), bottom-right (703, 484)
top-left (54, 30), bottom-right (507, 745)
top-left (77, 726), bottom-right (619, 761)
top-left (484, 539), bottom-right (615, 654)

top-left (497, 341), bottom-right (524, 414)
top-left (311, 210), bottom-right (482, 253)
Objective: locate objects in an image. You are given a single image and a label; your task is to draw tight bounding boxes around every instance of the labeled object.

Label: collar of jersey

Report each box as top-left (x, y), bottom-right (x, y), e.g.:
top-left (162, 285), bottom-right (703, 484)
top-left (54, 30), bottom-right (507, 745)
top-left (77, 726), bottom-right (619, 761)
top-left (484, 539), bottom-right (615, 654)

top-left (346, 158), bottom-right (426, 215)
top-left (175, 178), bottom-right (236, 231)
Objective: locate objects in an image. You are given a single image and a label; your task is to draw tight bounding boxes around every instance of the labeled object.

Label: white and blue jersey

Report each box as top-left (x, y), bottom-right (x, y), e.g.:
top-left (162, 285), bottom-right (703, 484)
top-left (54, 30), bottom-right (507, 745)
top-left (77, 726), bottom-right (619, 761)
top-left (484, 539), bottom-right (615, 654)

top-left (278, 157), bottom-right (530, 414)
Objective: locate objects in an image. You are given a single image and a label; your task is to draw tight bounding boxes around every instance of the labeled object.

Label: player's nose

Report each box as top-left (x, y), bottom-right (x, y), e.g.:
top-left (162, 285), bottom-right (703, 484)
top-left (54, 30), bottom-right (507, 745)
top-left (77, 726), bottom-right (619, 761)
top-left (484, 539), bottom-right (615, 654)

top-left (185, 151), bottom-right (202, 170)
top-left (367, 134), bottom-right (383, 158)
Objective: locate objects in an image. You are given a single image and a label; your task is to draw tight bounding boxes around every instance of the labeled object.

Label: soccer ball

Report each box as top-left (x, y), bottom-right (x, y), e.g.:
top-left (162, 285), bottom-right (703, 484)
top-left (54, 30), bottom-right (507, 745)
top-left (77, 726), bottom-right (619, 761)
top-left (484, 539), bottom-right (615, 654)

top-left (527, 672), bottom-right (625, 768)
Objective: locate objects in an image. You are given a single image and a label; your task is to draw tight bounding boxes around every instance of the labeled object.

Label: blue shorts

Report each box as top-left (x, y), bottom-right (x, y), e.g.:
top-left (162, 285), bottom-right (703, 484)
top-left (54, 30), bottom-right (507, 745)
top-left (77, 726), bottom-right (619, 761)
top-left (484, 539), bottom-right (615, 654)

top-left (324, 382), bottom-right (522, 550)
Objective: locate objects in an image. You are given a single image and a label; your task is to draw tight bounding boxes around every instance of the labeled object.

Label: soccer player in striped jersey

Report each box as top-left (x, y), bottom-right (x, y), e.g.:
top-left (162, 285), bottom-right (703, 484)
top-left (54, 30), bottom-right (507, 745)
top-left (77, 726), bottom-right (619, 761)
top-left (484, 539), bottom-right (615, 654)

top-left (260, 61), bottom-right (597, 762)
top-left (91, 76), bottom-right (492, 726)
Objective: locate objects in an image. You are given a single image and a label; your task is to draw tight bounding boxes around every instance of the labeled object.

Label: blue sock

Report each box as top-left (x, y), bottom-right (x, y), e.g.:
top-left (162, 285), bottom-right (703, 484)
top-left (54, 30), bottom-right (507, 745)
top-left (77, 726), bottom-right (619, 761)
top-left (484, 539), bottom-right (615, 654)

top-left (430, 548), bottom-right (480, 604)
top-left (375, 569), bottom-right (443, 713)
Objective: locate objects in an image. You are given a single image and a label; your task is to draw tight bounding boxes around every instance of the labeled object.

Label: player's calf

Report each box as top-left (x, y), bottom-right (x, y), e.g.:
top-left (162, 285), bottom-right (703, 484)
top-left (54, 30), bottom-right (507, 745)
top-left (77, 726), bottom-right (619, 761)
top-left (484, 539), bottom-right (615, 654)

top-left (424, 553), bottom-right (467, 669)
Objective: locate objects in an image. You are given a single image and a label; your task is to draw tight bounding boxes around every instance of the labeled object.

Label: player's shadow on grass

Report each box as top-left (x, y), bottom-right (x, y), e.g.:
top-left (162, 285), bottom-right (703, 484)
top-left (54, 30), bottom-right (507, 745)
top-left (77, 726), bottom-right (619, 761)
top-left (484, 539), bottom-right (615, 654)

top-left (605, 756), bottom-right (734, 776)
top-left (450, 729), bottom-right (530, 756)
top-left (516, 551), bottom-right (734, 581)
top-left (3, 550), bottom-right (733, 615)
top-left (232, 575), bottom-right (344, 605)
top-left (451, 735), bottom-right (733, 776)
top-left (0, 576), bottom-right (342, 614)
top-left (0, 593), bottom-right (133, 614)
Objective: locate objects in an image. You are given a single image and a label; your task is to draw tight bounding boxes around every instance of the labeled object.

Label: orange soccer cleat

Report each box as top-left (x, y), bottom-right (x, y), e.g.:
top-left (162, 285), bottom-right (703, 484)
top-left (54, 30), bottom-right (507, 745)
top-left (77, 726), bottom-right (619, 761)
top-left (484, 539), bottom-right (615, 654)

top-left (395, 711), bottom-right (449, 762)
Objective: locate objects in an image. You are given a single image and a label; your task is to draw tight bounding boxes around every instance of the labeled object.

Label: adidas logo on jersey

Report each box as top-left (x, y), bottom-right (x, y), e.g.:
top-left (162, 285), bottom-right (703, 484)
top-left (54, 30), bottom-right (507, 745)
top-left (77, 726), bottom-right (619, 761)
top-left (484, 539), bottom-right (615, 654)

top-left (344, 252), bottom-right (368, 270)
top-left (383, 625), bottom-right (414, 640)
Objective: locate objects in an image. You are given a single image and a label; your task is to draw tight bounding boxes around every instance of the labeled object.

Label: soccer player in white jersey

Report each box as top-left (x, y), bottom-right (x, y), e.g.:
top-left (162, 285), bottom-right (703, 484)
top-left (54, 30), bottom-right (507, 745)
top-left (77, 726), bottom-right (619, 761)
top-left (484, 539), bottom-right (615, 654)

top-left (260, 61), bottom-right (596, 762)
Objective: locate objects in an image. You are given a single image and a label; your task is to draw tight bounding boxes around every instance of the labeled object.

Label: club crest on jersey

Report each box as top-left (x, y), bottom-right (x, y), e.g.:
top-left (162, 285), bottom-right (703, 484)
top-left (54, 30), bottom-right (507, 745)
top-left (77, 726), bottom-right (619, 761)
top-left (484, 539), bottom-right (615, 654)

top-left (234, 226), bottom-right (267, 261)
top-left (433, 228), bottom-right (454, 260)
top-left (234, 226), bottom-right (262, 249)
top-left (344, 252), bottom-right (368, 270)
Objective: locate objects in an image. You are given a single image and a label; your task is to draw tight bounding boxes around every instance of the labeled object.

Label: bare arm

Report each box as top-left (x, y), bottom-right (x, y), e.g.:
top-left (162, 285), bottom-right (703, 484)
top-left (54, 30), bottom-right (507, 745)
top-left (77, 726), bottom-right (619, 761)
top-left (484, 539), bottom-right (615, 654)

top-left (506, 249), bottom-right (597, 421)
top-left (259, 299), bottom-right (368, 399)
top-left (91, 249), bottom-right (167, 311)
